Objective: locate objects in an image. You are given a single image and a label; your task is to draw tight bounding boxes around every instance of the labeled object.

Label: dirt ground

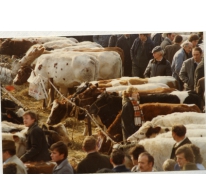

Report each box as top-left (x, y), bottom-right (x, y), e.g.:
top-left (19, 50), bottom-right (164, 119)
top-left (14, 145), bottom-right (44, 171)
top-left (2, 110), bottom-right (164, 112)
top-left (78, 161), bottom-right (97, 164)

top-left (1, 82), bottom-right (97, 170)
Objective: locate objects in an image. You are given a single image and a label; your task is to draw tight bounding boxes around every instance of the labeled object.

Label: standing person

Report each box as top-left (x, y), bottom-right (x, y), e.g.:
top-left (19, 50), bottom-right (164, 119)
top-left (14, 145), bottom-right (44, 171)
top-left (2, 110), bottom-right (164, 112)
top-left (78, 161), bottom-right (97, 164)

top-left (110, 149), bottom-right (131, 172)
top-left (20, 110), bottom-right (51, 163)
top-left (129, 144), bottom-right (146, 172)
top-left (175, 145), bottom-right (195, 170)
top-left (93, 35), bottom-right (111, 47)
top-left (50, 141), bottom-right (74, 174)
top-left (179, 47), bottom-right (203, 91)
top-left (108, 34), bottom-right (122, 47)
top-left (116, 34), bottom-right (137, 76)
top-left (2, 140), bottom-right (27, 174)
top-left (196, 77), bottom-right (205, 111)
top-left (144, 46), bottom-right (172, 78)
top-left (160, 33), bottom-right (176, 50)
top-left (121, 86), bottom-right (143, 141)
top-left (130, 34), bottom-right (154, 78)
top-left (76, 136), bottom-right (113, 174)
top-left (137, 152), bottom-right (156, 172)
top-left (164, 35), bottom-right (183, 64)
top-left (162, 159), bottom-right (176, 171)
top-left (151, 33), bottom-right (163, 46)
top-left (194, 59), bottom-right (204, 90)
top-left (188, 34), bottom-right (200, 58)
top-left (171, 42), bottom-right (193, 90)
top-left (170, 124), bottom-right (191, 160)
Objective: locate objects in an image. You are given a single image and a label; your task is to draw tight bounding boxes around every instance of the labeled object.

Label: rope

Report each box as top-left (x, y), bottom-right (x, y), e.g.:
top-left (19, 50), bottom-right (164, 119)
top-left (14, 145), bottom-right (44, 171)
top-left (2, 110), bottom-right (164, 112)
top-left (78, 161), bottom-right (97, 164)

top-left (1, 86), bottom-right (27, 110)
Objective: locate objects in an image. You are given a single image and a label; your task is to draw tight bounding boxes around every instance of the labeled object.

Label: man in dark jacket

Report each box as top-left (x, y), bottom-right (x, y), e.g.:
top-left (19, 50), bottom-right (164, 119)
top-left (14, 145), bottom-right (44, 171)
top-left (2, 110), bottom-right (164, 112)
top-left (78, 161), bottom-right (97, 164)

top-left (164, 35), bottom-right (183, 64)
top-left (110, 149), bottom-right (130, 172)
top-left (130, 34), bottom-right (154, 78)
top-left (160, 33), bottom-right (175, 50)
top-left (194, 58), bottom-right (204, 90)
top-left (170, 125), bottom-right (191, 160)
top-left (151, 33), bottom-right (163, 46)
top-left (76, 136), bottom-right (113, 173)
top-left (144, 46), bottom-right (172, 78)
top-left (20, 111), bottom-right (51, 163)
top-left (117, 34), bottom-right (137, 76)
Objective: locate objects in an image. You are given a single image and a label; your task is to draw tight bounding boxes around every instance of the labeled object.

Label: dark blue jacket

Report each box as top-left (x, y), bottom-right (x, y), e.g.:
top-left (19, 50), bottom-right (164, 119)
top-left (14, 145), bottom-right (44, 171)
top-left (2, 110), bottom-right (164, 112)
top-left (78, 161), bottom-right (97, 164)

top-left (113, 164), bottom-right (131, 173)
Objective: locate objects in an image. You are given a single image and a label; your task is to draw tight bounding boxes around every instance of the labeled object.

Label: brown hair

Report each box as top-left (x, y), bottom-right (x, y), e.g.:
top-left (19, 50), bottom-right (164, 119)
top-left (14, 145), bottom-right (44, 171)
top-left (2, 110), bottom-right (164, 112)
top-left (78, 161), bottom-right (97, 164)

top-left (174, 35), bottom-right (183, 43)
top-left (139, 152), bottom-right (154, 166)
top-left (23, 110), bottom-right (38, 122)
top-left (189, 34), bottom-right (199, 42)
top-left (172, 124), bottom-right (186, 137)
top-left (192, 47), bottom-right (203, 54)
top-left (82, 136), bottom-right (97, 152)
top-left (162, 159), bottom-right (176, 171)
top-left (50, 141), bottom-right (68, 159)
top-left (175, 145), bottom-right (195, 163)
top-left (186, 144), bottom-right (203, 164)
top-left (129, 144), bottom-right (146, 160)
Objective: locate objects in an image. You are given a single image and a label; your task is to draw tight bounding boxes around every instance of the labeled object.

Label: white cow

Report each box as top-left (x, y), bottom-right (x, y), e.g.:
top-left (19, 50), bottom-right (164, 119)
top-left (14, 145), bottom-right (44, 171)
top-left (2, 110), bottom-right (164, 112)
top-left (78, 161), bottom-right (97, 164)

top-left (138, 137), bottom-right (206, 171)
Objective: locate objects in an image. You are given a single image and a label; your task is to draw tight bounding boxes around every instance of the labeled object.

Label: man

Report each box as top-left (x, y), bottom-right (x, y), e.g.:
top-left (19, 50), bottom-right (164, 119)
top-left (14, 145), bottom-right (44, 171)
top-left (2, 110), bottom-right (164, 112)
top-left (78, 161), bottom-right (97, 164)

top-left (2, 140), bottom-right (27, 174)
top-left (110, 149), bottom-right (130, 172)
top-left (93, 35), bottom-right (111, 47)
top-left (130, 34), bottom-right (154, 78)
top-left (170, 124), bottom-right (191, 159)
top-left (194, 59), bottom-right (204, 90)
top-left (151, 33), bottom-right (163, 46)
top-left (20, 110), bottom-right (51, 163)
top-left (76, 136), bottom-right (113, 173)
top-left (196, 77), bottom-right (205, 112)
top-left (129, 144), bottom-right (146, 172)
top-left (116, 34), bottom-right (137, 76)
top-left (179, 47), bottom-right (203, 91)
top-left (144, 46), bottom-right (172, 78)
top-left (188, 34), bottom-right (200, 58)
top-left (164, 35), bottom-right (183, 64)
top-left (138, 152), bottom-right (156, 172)
top-left (175, 145), bottom-right (195, 170)
top-left (160, 33), bottom-right (176, 50)
top-left (171, 42), bottom-right (193, 90)
top-left (50, 141), bottom-right (74, 174)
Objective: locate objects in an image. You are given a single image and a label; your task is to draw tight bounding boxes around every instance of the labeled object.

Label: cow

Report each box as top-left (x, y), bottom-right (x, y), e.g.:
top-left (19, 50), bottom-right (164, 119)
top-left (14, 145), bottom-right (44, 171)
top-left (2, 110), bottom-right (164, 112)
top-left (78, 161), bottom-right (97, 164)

top-left (90, 76), bottom-right (178, 89)
top-left (1, 108), bottom-right (24, 124)
top-left (1, 98), bottom-right (19, 113)
top-left (1, 121), bottom-right (27, 133)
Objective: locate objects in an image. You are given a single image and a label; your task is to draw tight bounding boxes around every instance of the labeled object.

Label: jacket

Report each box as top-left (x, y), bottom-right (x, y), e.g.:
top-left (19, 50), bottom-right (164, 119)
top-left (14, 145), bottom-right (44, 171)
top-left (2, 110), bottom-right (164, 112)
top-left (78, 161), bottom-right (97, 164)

top-left (144, 57), bottom-right (172, 78)
top-left (194, 59), bottom-right (204, 90)
top-left (170, 137), bottom-right (192, 159)
top-left (179, 57), bottom-right (197, 90)
top-left (52, 158), bottom-right (74, 174)
top-left (113, 164), bottom-right (131, 172)
top-left (164, 43), bottom-right (181, 64)
top-left (76, 152), bottom-right (113, 174)
top-left (160, 37), bottom-right (172, 50)
top-left (20, 122), bottom-right (51, 163)
top-left (4, 155), bottom-right (27, 174)
top-left (93, 35), bottom-right (111, 47)
top-left (130, 37), bottom-right (154, 66)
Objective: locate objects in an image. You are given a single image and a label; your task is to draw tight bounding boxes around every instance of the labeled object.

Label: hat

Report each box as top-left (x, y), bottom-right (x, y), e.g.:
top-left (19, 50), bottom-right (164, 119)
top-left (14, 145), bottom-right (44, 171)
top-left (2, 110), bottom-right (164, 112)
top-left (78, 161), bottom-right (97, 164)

top-left (152, 46), bottom-right (162, 53)
top-left (2, 140), bottom-right (16, 151)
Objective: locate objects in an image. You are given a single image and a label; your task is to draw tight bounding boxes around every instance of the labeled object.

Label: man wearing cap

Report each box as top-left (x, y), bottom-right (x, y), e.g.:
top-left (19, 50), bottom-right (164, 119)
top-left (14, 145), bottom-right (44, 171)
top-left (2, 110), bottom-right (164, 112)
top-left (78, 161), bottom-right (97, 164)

top-left (2, 140), bottom-right (27, 174)
top-left (144, 46), bottom-right (172, 78)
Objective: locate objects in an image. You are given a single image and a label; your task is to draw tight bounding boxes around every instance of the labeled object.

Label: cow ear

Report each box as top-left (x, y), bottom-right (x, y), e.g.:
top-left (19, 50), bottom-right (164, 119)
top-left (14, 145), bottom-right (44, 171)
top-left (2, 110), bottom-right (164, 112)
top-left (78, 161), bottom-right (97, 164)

top-left (13, 135), bottom-right (20, 143)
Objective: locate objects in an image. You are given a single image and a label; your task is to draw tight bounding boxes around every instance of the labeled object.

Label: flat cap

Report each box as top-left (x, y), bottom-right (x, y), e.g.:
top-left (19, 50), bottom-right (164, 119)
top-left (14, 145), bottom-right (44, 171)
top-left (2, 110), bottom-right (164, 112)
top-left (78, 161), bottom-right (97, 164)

top-left (152, 46), bottom-right (162, 53)
top-left (2, 140), bottom-right (16, 151)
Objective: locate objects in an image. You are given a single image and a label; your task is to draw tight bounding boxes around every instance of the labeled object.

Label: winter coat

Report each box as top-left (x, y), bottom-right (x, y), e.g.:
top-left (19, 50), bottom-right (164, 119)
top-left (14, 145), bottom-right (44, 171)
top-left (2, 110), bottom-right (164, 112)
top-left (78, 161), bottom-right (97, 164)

top-left (151, 33), bottom-right (163, 46)
top-left (179, 57), bottom-right (198, 90)
top-left (144, 57), bottom-right (172, 78)
top-left (164, 43), bottom-right (181, 64)
top-left (52, 158), bottom-right (74, 174)
top-left (20, 122), bottom-right (51, 163)
top-left (160, 37), bottom-right (172, 50)
top-left (194, 59), bottom-right (204, 90)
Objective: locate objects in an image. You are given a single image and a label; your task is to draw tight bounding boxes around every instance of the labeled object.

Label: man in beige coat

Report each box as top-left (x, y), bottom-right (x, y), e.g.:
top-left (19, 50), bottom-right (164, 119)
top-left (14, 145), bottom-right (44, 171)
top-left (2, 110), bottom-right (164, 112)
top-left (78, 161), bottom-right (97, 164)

top-left (2, 140), bottom-right (27, 174)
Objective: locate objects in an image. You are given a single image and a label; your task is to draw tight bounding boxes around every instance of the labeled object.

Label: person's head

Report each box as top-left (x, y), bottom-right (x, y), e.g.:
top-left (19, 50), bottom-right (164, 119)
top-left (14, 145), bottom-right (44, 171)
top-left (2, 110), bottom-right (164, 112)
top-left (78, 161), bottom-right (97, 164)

top-left (50, 141), bottom-right (68, 162)
top-left (22, 110), bottom-right (38, 127)
top-left (175, 145), bottom-right (195, 168)
top-left (172, 124), bottom-right (187, 141)
top-left (3, 163), bottom-right (17, 174)
top-left (182, 42), bottom-right (193, 54)
top-left (110, 149), bottom-right (125, 166)
top-left (139, 34), bottom-right (148, 42)
top-left (162, 159), bottom-right (176, 171)
top-left (186, 144), bottom-right (203, 164)
top-left (82, 136), bottom-right (98, 153)
top-left (124, 86), bottom-right (139, 99)
top-left (129, 144), bottom-right (146, 165)
top-left (166, 33), bottom-right (176, 41)
top-left (182, 162), bottom-right (198, 171)
top-left (174, 35), bottom-right (183, 44)
top-left (152, 46), bottom-right (164, 61)
top-left (2, 140), bottom-right (16, 162)
top-left (138, 152), bottom-right (154, 172)
top-left (189, 34), bottom-right (199, 47)
top-left (192, 47), bottom-right (203, 63)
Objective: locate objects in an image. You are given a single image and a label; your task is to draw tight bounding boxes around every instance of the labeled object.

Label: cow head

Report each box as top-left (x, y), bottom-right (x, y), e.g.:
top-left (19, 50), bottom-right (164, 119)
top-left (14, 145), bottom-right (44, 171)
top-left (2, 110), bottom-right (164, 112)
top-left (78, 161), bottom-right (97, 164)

top-left (46, 99), bottom-right (75, 125)
top-left (13, 66), bottom-right (32, 85)
top-left (42, 123), bottom-right (71, 147)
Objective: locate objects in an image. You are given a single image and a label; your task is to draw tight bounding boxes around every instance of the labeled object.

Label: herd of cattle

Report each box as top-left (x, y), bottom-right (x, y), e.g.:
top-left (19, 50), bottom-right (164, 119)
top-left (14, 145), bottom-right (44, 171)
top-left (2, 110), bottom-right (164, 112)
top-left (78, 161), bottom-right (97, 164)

top-left (0, 35), bottom-right (206, 172)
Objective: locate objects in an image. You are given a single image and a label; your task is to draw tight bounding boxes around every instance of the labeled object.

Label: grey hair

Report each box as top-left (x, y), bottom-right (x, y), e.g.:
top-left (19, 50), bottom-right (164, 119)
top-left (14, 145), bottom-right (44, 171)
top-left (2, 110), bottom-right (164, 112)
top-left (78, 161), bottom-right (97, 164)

top-left (181, 41), bottom-right (193, 48)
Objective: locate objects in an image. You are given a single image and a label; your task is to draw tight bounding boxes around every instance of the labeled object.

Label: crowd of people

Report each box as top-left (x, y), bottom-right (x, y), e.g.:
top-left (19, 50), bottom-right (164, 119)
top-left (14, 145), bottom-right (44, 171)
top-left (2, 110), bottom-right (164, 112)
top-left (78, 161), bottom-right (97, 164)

top-left (2, 32), bottom-right (205, 174)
